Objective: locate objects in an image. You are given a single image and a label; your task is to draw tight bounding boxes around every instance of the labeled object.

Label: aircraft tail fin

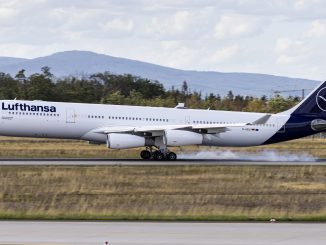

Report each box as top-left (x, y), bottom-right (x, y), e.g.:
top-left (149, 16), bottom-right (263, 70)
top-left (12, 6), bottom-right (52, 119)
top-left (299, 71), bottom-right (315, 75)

top-left (281, 81), bottom-right (326, 116)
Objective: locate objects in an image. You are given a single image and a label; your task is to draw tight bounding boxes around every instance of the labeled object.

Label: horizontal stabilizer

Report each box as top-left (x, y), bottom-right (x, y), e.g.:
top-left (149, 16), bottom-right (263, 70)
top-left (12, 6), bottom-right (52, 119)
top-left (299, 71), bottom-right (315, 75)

top-left (249, 114), bottom-right (271, 125)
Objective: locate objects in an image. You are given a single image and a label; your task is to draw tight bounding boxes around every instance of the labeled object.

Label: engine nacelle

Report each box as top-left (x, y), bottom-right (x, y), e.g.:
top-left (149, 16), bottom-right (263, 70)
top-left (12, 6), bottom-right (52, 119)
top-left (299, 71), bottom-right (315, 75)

top-left (164, 130), bottom-right (203, 146)
top-left (107, 133), bottom-right (145, 149)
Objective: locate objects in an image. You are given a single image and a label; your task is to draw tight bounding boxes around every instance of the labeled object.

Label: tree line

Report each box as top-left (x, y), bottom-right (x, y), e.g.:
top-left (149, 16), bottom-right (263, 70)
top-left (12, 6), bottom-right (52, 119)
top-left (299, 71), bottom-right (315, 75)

top-left (0, 67), bottom-right (301, 113)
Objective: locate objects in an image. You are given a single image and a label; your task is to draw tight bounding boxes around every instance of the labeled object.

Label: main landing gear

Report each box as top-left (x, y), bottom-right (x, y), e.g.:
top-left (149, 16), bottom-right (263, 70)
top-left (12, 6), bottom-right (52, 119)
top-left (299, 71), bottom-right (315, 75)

top-left (140, 148), bottom-right (177, 161)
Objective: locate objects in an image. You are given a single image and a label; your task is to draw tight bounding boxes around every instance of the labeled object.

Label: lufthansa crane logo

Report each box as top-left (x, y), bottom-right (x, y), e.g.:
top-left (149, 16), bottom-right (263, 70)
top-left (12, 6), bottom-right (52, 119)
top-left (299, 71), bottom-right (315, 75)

top-left (316, 87), bottom-right (326, 112)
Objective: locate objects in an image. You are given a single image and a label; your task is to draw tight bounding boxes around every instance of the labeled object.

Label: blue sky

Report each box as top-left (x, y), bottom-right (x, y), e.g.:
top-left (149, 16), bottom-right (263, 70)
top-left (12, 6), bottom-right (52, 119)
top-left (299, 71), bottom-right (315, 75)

top-left (0, 0), bottom-right (325, 80)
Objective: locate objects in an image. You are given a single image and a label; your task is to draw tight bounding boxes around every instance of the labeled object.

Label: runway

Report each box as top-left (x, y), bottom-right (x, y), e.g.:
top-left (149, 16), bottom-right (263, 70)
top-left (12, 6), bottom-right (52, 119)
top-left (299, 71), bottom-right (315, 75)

top-left (0, 158), bottom-right (325, 165)
top-left (0, 221), bottom-right (325, 245)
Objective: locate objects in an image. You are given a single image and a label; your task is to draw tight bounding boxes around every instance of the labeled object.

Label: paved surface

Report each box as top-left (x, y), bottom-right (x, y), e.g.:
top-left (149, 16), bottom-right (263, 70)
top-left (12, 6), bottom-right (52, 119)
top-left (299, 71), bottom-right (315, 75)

top-left (0, 221), bottom-right (325, 245)
top-left (0, 158), bottom-right (325, 165)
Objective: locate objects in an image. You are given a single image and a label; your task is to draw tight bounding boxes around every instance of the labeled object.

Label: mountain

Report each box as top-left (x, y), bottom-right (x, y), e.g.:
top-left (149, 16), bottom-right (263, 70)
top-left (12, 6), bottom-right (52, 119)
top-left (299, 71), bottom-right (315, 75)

top-left (0, 50), bottom-right (320, 97)
top-left (0, 57), bottom-right (28, 67)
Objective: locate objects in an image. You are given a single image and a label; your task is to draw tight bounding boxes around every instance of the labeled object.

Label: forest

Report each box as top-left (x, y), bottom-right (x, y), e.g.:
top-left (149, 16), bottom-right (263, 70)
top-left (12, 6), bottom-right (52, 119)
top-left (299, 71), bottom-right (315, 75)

top-left (0, 66), bottom-right (301, 113)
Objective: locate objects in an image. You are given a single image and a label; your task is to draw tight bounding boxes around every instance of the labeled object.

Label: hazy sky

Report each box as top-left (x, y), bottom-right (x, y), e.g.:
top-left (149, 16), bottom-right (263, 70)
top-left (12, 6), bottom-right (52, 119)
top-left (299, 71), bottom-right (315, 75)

top-left (0, 0), bottom-right (325, 80)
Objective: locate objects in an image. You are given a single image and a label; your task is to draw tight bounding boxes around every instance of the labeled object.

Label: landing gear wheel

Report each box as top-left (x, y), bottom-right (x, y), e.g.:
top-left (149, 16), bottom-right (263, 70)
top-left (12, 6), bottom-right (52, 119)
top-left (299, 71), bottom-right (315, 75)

top-left (140, 150), bottom-right (151, 160)
top-left (167, 152), bottom-right (177, 161)
top-left (153, 151), bottom-right (164, 161)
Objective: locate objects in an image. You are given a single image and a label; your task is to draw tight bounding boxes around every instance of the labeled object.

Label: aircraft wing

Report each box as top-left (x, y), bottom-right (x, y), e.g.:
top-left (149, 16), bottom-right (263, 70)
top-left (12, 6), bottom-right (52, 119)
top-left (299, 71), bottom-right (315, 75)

top-left (92, 123), bottom-right (246, 135)
top-left (135, 123), bottom-right (248, 134)
top-left (92, 114), bottom-right (269, 135)
top-left (93, 125), bottom-right (191, 134)
top-left (93, 126), bottom-right (135, 133)
top-left (191, 123), bottom-right (247, 133)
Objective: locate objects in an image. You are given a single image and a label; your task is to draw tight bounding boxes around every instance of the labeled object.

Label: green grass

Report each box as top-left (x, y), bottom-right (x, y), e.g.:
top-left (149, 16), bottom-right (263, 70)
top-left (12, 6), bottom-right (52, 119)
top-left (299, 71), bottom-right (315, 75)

top-left (0, 165), bottom-right (326, 221)
top-left (0, 136), bottom-right (325, 221)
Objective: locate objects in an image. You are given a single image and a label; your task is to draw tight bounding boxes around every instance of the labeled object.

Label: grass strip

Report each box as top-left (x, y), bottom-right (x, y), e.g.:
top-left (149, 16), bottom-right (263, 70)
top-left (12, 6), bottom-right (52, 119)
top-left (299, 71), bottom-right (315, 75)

top-left (0, 165), bottom-right (326, 221)
top-left (0, 137), bottom-right (325, 158)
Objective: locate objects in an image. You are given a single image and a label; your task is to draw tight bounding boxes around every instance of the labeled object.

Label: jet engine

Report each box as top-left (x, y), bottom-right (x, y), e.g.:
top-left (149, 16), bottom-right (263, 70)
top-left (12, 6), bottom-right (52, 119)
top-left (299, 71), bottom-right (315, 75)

top-left (164, 130), bottom-right (203, 146)
top-left (106, 133), bottom-right (145, 149)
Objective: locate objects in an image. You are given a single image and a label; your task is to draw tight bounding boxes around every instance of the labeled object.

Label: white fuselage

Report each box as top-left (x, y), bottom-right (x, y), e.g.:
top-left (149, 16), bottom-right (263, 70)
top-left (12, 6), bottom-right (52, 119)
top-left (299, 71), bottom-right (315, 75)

top-left (0, 100), bottom-right (289, 147)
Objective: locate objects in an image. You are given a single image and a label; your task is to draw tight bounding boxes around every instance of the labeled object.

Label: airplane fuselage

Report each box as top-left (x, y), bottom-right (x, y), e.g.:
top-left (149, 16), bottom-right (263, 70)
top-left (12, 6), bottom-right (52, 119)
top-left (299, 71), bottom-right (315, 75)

top-left (0, 100), bottom-right (293, 147)
top-left (1, 80), bottom-right (326, 161)
top-left (2, 81), bottom-right (326, 161)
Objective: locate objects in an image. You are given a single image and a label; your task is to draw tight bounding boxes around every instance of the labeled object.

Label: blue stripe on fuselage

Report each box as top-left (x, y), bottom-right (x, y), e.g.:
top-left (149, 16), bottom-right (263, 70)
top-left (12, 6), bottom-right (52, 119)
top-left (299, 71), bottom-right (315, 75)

top-left (263, 114), bottom-right (324, 145)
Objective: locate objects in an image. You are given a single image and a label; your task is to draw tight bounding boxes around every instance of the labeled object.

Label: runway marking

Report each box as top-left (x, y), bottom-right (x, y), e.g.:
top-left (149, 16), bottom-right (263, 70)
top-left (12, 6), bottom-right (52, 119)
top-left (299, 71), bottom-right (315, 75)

top-left (0, 158), bottom-right (325, 165)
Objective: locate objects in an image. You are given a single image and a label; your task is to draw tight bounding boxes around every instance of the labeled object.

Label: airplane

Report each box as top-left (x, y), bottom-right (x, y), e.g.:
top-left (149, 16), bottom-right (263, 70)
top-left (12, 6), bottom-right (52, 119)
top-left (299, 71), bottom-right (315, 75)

top-left (0, 81), bottom-right (326, 161)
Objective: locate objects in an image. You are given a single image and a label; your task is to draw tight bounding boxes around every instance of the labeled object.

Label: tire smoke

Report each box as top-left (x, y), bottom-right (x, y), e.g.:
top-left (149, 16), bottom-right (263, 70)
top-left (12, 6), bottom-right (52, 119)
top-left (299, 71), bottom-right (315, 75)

top-left (178, 150), bottom-right (316, 162)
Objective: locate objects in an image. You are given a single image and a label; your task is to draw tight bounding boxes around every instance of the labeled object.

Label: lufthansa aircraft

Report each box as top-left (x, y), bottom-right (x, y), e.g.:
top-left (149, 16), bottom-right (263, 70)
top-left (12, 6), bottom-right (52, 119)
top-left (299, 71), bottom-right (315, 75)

top-left (1, 81), bottom-right (326, 160)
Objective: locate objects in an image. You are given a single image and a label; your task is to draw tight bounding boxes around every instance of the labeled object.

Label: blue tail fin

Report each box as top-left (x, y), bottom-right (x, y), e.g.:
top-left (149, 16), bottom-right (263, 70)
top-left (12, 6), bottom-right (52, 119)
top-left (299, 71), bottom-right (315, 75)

top-left (288, 81), bottom-right (326, 117)
top-left (264, 81), bottom-right (326, 144)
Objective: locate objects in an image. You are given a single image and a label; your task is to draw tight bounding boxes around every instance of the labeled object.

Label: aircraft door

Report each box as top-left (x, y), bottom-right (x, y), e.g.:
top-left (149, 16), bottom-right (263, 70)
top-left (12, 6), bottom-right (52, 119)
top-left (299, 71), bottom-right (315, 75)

top-left (185, 116), bottom-right (190, 124)
top-left (276, 119), bottom-right (285, 133)
top-left (66, 108), bottom-right (76, 123)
